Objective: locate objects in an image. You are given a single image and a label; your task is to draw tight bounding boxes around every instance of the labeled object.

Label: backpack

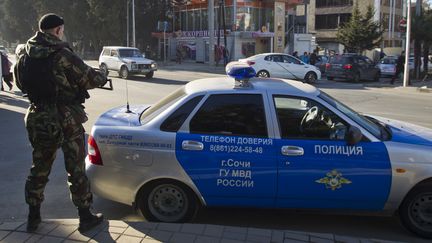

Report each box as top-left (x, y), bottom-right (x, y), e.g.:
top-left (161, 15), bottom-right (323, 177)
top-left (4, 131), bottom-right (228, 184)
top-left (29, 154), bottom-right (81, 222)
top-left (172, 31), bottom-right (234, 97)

top-left (16, 51), bottom-right (60, 103)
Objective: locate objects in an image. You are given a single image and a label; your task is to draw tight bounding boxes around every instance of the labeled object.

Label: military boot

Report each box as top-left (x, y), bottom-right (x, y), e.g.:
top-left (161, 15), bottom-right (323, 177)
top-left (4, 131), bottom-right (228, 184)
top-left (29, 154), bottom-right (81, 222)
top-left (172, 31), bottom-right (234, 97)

top-left (78, 207), bottom-right (104, 232)
top-left (27, 205), bottom-right (41, 232)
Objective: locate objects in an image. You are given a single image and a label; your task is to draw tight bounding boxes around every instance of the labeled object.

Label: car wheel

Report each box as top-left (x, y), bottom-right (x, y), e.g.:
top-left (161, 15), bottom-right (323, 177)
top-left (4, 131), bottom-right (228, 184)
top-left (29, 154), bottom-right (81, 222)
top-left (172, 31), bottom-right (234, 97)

top-left (100, 63), bottom-right (109, 77)
top-left (400, 186), bottom-right (432, 238)
top-left (138, 180), bottom-right (198, 223)
top-left (256, 70), bottom-right (270, 78)
top-left (327, 76), bottom-right (334, 80)
top-left (304, 72), bottom-right (317, 83)
top-left (145, 71), bottom-right (154, 79)
top-left (119, 66), bottom-right (129, 79)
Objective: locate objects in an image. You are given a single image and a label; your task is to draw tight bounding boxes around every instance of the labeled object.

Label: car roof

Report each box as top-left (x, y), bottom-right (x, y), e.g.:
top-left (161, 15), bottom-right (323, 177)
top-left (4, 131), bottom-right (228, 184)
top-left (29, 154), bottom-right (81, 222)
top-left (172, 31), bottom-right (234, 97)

top-left (103, 46), bottom-right (139, 50)
top-left (185, 77), bottom-right (319, 96)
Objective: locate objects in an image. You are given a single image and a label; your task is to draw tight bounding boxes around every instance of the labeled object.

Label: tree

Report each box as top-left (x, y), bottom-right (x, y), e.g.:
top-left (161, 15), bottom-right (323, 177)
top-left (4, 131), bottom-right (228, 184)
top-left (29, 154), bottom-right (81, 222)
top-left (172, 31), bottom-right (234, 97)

top-left (337, 3), bottom-right (383, 53)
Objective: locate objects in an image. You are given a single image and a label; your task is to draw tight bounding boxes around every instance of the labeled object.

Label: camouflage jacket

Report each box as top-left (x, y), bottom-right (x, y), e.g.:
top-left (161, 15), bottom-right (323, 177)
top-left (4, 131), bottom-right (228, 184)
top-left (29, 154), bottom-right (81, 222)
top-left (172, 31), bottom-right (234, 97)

top-left (14, 31), bottom-right (106, 123)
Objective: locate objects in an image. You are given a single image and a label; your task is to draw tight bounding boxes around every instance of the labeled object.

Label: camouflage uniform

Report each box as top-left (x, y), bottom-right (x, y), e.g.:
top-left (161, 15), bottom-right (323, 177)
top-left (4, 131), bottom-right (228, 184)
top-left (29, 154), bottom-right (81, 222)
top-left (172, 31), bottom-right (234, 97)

top-left (14, 31), bottom-right (106, 208)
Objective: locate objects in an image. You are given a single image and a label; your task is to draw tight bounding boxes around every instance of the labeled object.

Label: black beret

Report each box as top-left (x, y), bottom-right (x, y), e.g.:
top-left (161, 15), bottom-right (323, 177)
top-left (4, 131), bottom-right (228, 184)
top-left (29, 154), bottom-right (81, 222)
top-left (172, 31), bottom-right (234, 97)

top-left (39, 13), bottom-right (64, 30)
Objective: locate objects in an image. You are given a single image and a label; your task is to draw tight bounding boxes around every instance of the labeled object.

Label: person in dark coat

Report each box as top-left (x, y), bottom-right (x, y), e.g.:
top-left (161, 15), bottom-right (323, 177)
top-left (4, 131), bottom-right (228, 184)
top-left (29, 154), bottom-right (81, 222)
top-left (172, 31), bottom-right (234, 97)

top-left (1, 51), bottom-right (13, 91)
top-left (391, 51), bottom-right (405, 84)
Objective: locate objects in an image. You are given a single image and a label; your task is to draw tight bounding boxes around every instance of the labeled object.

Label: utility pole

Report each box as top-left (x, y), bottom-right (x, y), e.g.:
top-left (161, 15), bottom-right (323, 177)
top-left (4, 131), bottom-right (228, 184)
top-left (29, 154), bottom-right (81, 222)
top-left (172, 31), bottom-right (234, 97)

top-left (209, 0), bottom-right (215, 66)
top-left (403, 0), bottom-right (411, 87)
top-left (132, 0), bottom-right (136, 47)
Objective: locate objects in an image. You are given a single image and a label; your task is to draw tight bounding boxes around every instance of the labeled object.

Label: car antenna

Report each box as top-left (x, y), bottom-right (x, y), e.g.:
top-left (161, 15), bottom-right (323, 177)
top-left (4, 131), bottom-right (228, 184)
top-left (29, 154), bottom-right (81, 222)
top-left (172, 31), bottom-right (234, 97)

top-left (125, 78), bottom-right (132, 113)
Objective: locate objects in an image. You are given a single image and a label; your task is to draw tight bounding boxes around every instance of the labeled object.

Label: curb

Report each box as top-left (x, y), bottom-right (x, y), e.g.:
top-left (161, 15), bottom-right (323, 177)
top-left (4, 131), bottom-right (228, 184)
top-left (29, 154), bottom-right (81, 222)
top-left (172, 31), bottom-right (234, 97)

top-left (417, 86), bottom-right (432, 93)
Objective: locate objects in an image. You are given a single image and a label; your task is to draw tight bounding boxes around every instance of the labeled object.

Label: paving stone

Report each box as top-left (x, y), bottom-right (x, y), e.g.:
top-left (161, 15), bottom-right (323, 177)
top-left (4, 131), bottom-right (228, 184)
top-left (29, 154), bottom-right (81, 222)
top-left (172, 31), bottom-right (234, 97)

top-left (224, 226), bottom-right (247, 234)
top-left (283, 239), bottom-right (308, 243)
top-left (310, 237), bottom-right (335, 243)
top-left (141, 238), bottom-right (163, 243)
top-left (334, 235), bottom-right (361, 243)
top-left (0, 230), bottom-right (10, 241)
top-left (203, 225), bottom-right (225, 237)
top-left (56, 219), bottom-right (79, 226)
top-left (67, 228), bottom-right (100, 242)
top-left (147, 229), bottom-right (174, 242)
top-left (90, 232), bottom-right (120, 243)
top-left (271, 230), bottom-right (284, 243)
top-left (248, 227), bottom-right (272, 237)
top-left (127, 222), bottom-right (158, 231)
top-left (123, 226), bottom-right (147, 238)
top-left (0, 231), bottom-right (32, 242)
top-left (116, 234), bottom-right (143, 243)
top-left (25, 234), bottom-right (43, 243)
top-left (220, 239), bottom-right (245, 243)
top-left (104, 226), bottom-right (127, 234)
top-left (108, 220), bottom-right (129, 228)
top-left (64, 240), bottom-right (84, 243)
top-left (17, 222), bottom-right (58, 235)
top-left (284, 232), bottom-right (310, 242)
top-left (223, 231), bottom-right (247, 241)
top-left (246, 233), bottom-right (272, 243)
top-left (48, 225), bottom-right (77, 238)
top-left (157, 223), bottom-right (182, 232)
top-left (195, 235), bottom-right (221, 243)
top-left (309, 232), bottom-right (334, 240)
top-left (0, 222), bottom-right (25, 231)
top-left (35, 236), bottom-right (64, 243)
top-left (180, 223), bottom-right (205, 234)
top-left (169, 232), bottom-right (196, 243)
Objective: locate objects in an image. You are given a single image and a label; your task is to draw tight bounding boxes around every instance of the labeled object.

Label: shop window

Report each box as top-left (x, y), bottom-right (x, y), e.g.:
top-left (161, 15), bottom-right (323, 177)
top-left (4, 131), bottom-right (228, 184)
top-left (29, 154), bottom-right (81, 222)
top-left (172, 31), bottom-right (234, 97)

top-left (316, 0), bottom-right (354, 8)
top-left (241, 42), bottom-right (256, 57)
top-left (315, 14), bottom-right (351, 30)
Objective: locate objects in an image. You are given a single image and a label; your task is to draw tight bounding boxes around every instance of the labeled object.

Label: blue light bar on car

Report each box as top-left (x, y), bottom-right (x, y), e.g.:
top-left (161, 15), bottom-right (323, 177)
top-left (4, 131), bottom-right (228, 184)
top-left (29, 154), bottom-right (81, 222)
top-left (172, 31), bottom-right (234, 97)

top-left (225, 62), bottom-right (256, 81)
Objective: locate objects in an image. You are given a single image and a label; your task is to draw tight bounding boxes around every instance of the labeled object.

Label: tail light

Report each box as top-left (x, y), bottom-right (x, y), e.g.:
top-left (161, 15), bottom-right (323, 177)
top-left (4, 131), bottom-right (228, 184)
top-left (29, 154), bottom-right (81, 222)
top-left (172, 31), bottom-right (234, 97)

top-left (325, 63), bottom-right (331, 69)
top-left (88, 135), bottom-right (103, 165)
top-left (247, 60), bottom-right (255, 66)
top-left (343, 64), bottom-right (353, 70)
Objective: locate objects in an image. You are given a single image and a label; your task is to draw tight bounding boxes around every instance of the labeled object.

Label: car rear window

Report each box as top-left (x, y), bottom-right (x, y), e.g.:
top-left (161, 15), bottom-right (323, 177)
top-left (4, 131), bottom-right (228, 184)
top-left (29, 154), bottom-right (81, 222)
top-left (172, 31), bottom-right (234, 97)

top-left (381, 58), bottom-right (396, 64)
top-left (330, 56), bottom-right (351, 64)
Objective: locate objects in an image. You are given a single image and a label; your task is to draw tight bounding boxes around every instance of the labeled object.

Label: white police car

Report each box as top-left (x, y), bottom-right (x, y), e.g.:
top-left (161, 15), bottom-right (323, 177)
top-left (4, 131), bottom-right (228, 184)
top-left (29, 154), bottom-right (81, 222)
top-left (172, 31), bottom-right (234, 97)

top-left (86, 63), bottom-right (432, 238)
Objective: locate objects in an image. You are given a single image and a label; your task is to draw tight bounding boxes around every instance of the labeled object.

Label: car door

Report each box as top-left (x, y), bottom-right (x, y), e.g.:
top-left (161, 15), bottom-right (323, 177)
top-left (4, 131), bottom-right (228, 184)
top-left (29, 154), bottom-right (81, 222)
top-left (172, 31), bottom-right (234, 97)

top-left (356, 57), bottom-right (370, 80)
top-left (175, 93), bottom-right (278, 207)
top-left (281, 55), bottom-right (307, 80)
top-left (270, 95), bottom-right (392, 210)
top-left (265, 55), bottom-right (286, 78)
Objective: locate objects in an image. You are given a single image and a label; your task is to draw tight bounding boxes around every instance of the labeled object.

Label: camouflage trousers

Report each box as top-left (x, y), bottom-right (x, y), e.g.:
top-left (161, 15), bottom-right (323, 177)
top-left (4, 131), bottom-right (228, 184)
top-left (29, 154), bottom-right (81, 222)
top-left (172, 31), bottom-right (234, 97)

top-left (24, 103), bottom-right (92, 208)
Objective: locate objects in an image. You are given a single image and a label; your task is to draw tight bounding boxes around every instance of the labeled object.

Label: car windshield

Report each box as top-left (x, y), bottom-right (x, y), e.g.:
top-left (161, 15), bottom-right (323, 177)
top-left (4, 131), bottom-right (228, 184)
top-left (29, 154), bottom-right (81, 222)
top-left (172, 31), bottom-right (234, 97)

top-left (119, 49), bottom-right (143, 58)
top-left (140, 87), bottom-right (187, 124)
top-left (319, 91), bottom-right (382, 139)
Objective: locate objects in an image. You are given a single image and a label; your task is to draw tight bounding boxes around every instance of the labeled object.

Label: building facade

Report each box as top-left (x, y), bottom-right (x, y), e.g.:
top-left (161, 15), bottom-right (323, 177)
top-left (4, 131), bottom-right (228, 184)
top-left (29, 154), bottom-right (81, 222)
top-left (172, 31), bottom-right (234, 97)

top-left (163, 0), bottom-right (303, 63)
top-left (304, 0), bottom-right (404, 54)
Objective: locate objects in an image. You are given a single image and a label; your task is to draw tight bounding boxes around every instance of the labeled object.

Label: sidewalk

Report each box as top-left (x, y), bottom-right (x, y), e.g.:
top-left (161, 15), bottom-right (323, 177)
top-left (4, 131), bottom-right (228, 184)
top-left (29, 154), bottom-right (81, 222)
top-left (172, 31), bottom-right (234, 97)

top-left (0, 219), bottom-right (405, 243)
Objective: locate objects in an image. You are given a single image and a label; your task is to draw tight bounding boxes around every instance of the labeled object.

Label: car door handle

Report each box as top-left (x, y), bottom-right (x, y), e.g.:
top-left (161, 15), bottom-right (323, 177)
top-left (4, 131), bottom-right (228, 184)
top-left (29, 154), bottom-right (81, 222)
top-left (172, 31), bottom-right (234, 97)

top-left (281, 146), bottom-right (304, 156)
top-left (182, 140), bottom-right (204, 151)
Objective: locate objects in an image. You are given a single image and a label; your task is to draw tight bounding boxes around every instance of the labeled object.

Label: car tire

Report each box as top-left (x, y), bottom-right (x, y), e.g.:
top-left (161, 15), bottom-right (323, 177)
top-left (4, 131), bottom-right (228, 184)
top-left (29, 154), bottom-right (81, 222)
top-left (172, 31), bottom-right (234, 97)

top-left (256, 70), bottom-right (270, 78)
top-left (100, 63), bottom-right (109, 77)
top-left (138, 180), bottom-right (199, 223)
top-left (327, 76), bottom-right (334, 81)
top-left (119, 66), bottom-right (129, 79)
top-left (304, 72), bottom-right (317, 83)
top-left (399, 185), bottom-right (432, 239)
top-left (145, 71), bottom-right (154, 79)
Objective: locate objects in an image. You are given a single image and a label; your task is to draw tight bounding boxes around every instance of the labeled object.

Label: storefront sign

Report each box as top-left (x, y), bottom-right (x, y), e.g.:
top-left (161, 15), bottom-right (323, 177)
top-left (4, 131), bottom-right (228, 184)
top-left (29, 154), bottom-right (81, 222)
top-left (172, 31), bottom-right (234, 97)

top-left (240, 31), bottom-right (275, 39)
top-left (176, 30), bottom-right (227, 38)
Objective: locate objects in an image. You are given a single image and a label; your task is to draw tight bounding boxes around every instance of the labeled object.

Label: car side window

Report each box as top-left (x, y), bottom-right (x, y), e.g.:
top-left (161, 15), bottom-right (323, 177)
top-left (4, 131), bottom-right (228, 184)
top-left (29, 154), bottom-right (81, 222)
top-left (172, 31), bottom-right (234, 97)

top-left (190, 94), bottom-right (268, 137)
top-left (264, 55), bottom-right (272, 61)
top-left (283, 55), bottom-right (301, 64)
top-left (273, 96), bottom-right (348, 140)
top-left (272, 55), bottom-right (284, 63)
top-left (160, 95), bottom-right (204, 132)
top-left (102, 49), bottom-right (110, 56)
top-left (110, 50), bottom-right (118, 57)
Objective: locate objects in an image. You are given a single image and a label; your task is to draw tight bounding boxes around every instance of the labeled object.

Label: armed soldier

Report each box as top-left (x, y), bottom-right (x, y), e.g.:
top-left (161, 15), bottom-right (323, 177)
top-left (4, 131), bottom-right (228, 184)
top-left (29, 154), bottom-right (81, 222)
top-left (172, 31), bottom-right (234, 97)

top-left (14, 13), bottom-right (107, 232)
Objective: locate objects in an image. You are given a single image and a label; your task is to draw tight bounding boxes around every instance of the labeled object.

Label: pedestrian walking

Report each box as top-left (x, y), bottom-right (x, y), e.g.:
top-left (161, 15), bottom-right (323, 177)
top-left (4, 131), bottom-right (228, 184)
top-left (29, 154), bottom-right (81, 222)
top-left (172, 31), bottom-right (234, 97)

top-left (309, 50), bottom-right (318, 65)
top-left (176, 45), bottom-right (182, 64)
top-left (391, 51), bottom-right (405, 84)
top-left (14, 13), bottom-right (107, 233)
top-left (300, 52), bottom-right (310, 64)
top-left (1, 51), bottom-right (13, 91)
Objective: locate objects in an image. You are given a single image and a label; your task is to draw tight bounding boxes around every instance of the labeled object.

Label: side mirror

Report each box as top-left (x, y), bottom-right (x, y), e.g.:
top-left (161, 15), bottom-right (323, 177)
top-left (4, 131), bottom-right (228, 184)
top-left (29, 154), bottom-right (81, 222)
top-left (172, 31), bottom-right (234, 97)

top-left (346, 126), bottom-right (363, 145)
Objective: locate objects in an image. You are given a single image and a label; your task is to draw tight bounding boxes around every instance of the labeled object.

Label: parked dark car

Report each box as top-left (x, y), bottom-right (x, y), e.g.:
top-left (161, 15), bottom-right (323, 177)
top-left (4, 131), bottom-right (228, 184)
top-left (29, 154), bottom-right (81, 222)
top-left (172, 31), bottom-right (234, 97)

top-left (326, 54), bottom-right (381, 82)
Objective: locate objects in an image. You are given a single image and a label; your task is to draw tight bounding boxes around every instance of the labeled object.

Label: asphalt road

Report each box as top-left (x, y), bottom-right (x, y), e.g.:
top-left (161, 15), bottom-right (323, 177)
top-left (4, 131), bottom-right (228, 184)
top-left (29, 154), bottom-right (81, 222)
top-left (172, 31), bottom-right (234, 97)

top-left (1, 68), bottom-right (431, 242)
